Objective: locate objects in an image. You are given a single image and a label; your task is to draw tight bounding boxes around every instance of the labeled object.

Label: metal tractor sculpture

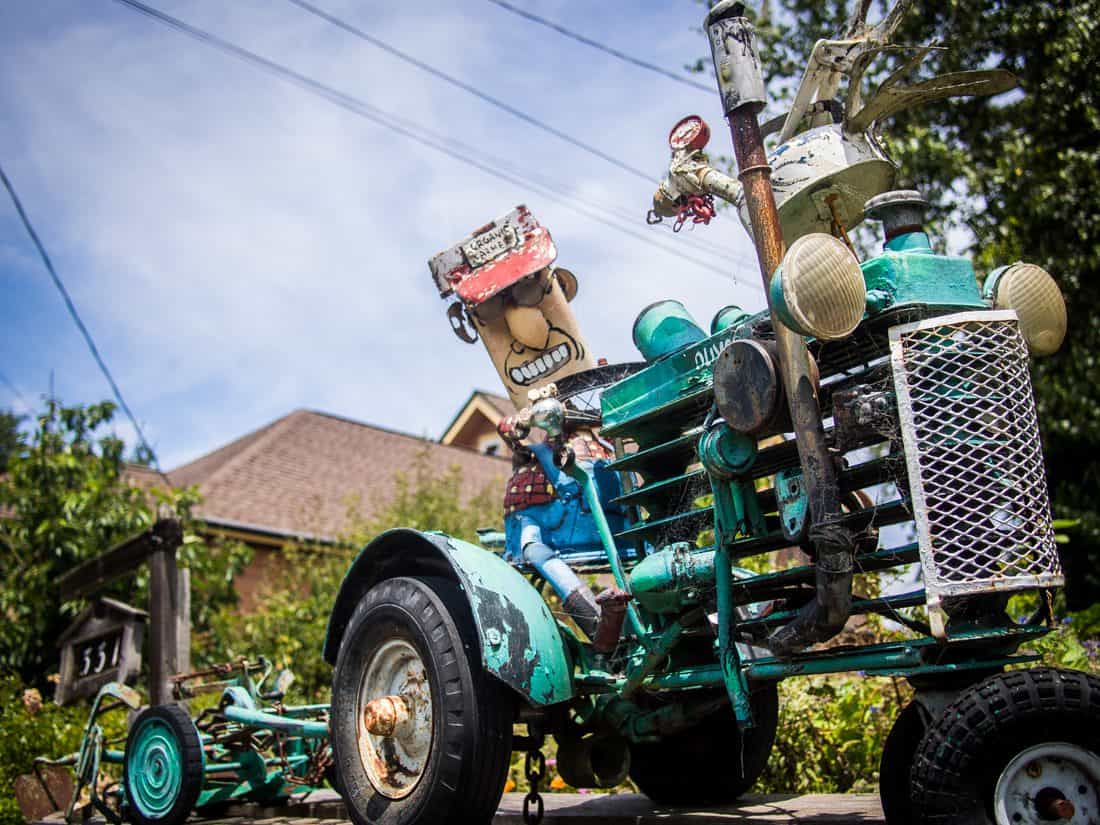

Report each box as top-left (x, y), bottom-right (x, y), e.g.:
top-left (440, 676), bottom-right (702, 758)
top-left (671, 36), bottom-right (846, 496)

top-left (311, 3), bottom-right (1094, 825)
top-left (316, 1), bottom-right (1091, 825)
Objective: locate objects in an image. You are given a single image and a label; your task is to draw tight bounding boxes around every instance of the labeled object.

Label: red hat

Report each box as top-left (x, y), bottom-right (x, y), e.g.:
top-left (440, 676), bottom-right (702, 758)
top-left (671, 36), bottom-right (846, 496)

top-left (428, 205), bottom-right (557, 306)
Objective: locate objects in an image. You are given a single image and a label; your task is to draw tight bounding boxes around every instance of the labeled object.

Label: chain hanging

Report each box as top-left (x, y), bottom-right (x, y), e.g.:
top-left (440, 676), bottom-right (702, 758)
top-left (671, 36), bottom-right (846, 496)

top-left (522, 748), bottom-right (546, 825)
top-left (673, 193), bottom-right (717, 232)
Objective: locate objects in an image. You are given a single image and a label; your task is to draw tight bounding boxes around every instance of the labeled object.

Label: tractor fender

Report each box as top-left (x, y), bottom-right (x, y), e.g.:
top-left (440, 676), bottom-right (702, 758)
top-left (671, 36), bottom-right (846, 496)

top-left (322, 528), bottom-right (573, 707)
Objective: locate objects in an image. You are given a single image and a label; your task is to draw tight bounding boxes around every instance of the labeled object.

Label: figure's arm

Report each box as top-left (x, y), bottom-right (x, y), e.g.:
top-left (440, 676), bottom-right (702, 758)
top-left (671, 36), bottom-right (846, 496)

top-left (528, 441), bottom-right (576, 492)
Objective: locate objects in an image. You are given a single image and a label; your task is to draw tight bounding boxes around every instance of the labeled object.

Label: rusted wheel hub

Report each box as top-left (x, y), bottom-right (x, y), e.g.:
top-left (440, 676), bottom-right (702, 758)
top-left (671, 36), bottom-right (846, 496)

top-left (356, 639), bottom-right (432, 799)
top-left (993, 742), bottom-right (1100, 824)
top-left (362, 694), bottom-right (411, 737)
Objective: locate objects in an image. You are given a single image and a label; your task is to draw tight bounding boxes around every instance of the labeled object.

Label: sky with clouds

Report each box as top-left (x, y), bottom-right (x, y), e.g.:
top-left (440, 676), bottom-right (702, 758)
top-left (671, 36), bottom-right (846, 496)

top-left (0, 0), bottom-right (769, 468)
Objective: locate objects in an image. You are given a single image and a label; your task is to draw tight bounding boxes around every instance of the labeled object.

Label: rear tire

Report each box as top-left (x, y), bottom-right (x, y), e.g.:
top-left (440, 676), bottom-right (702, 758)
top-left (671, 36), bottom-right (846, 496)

top-left (330, 576), bottom-right (513, 825)
top-left (880, 700), bottom-right (932, 825)
top-left (910, 667), bottom-right (1100, 824)
top-left (628, 684), bottom-right (778, 805)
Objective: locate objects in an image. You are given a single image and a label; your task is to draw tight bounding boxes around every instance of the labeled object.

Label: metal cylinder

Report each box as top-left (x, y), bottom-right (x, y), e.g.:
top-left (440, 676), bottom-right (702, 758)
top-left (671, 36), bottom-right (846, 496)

top-left (628, 544), bottom-right (716, 614)
top-left (632, 300), bottom-right (707, 361)
top-left (711, 304), bottom-right (751, 334)
top-left (705, 2), bottom-right (767, 116)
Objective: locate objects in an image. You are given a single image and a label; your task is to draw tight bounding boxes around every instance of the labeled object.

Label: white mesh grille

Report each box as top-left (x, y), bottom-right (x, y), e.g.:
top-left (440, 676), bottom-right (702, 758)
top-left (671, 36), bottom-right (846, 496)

top-left (889, 310), bottom-right (1063, 628)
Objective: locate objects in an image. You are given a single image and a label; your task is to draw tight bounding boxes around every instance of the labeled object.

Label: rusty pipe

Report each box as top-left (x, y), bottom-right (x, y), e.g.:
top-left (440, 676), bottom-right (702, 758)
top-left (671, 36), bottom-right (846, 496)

top-left (726, 111), bottom-right (840, 522)
top-left (707, 1), bottom-right (853, 655)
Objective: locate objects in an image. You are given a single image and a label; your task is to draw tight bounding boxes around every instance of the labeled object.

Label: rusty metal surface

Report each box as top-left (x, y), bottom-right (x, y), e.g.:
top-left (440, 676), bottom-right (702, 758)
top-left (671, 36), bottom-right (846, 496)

top-left (14, 767), bottom-right (74, 822)
top-left (713, 339), bottom-right (782, 435)
top-left (727, 107), bottom-right (841, 525)
top-left (361, 695), bottom-right (410, 738)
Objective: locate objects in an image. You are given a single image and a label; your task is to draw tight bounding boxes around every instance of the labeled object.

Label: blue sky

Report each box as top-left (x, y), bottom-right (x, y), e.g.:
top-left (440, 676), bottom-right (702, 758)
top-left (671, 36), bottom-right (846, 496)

top-left (0, 0), bottom-right (767, 468)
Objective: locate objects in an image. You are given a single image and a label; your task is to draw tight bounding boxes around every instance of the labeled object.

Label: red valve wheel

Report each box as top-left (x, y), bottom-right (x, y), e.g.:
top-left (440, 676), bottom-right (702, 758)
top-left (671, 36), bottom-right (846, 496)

top-left (668, 115), bottom-right (710, 151)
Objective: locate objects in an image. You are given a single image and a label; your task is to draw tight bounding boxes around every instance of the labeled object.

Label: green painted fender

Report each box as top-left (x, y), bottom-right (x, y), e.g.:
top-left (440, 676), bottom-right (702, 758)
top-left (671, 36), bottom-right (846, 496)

top-left (323, 528), bottom-right (573, 707)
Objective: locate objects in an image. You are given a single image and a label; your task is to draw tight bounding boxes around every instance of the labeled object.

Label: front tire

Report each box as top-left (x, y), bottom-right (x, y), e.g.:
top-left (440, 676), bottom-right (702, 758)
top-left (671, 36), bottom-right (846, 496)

top-left (123, 705), bottom-right (203, 825)
top-left (330, 576), bottom-right (513, 825)
top-left (911, 667), bottom-right (1100, 824)
top-left (628, 684), bottom-right (778, 805)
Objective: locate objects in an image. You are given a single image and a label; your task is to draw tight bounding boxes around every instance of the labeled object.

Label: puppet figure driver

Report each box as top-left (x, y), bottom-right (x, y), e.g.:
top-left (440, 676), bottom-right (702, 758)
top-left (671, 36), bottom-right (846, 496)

top-left (429, 206), bottom-right (626, 642)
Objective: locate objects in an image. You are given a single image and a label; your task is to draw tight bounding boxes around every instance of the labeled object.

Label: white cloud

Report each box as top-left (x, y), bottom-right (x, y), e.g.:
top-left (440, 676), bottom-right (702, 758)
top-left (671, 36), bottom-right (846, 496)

top-left (0, 0), bottom-right (766, 468)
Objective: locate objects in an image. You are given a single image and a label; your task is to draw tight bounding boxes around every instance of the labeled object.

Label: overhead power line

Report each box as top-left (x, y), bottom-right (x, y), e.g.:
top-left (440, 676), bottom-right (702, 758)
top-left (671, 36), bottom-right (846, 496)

top-left (0, 161), bottom-right (163, 471)
top-left (284, 0), bottom-right (653, 183)
top-left (0, 368), bottom-right (30, 410)
top-left (486, 0), bottom-right (715, 94)
top-left (107, 0), bottom-right (760, 288)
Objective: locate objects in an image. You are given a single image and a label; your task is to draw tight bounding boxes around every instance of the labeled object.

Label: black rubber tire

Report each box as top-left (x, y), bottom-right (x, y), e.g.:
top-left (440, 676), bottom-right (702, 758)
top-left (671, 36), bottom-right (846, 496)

top-left (123, 704), bottom-right (204, 825)
top-left (330, 576), bottom-right (514, 825)
top-left (880, 700), bottom-right (932, 825)
top-left (910, 667), bottom-right (1100, 824)
top-left (628, 684), bottom-right (779, 805)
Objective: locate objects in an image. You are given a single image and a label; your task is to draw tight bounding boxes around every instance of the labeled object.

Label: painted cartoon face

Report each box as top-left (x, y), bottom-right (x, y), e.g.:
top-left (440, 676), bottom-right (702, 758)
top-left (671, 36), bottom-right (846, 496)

top-left (475, 268), bottom-right (595, 408)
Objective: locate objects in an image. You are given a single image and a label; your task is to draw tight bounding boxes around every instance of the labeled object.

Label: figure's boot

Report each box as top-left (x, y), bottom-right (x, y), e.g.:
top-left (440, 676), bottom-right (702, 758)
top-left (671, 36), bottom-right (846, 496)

top-left (562, 586), bottom-right (601, 640)
top-left (523, 540), bottom-right (604, 639)
top-left (591, 588), bottom-right (631, 653)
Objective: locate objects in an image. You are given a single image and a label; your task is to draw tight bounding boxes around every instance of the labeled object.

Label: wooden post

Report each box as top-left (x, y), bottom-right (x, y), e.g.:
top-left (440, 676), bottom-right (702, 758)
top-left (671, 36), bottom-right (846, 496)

top-left (176, 567), bottom-right (191, 678)
top-left (148, 547), bottom-right (177, 706)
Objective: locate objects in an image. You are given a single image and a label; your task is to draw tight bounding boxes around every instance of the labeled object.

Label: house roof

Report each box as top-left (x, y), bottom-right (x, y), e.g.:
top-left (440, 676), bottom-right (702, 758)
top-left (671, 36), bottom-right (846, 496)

top-left (440, 389), bottom-right (516, 446)
top-left (164, 409), bottom-right (509, 544)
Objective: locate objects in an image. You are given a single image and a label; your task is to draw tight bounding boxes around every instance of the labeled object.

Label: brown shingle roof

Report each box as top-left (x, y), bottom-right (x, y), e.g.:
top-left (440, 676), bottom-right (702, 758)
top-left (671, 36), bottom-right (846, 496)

top-left (477, 391), bottom-right (516, 419)
top-left (165, 409), bottom-right (508, 543)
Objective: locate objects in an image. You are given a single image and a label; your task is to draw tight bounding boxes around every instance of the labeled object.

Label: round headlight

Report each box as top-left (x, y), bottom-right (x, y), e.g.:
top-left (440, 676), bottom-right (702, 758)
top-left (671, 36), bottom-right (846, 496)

top-left (769, 234), bottom-right (866, 341)
top-left (984, 262), bottom-right (1067, 356)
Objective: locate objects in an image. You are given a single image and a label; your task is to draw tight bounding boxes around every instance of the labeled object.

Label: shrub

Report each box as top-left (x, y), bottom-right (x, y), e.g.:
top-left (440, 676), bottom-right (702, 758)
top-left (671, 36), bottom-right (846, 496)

top-left (0, 674), bottom-right (126, 825)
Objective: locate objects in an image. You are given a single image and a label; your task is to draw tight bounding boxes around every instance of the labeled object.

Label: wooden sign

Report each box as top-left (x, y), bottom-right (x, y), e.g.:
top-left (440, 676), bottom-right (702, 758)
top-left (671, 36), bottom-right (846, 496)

top-left (56, 598), bottom-right (147, 705)
top-left (55, 518), bottom-right (188, 706)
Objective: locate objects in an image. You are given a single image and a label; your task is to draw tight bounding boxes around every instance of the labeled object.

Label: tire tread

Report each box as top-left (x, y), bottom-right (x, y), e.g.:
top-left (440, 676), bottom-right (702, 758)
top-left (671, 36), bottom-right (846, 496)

top-left (911, 667), bottom-right (1100, 825)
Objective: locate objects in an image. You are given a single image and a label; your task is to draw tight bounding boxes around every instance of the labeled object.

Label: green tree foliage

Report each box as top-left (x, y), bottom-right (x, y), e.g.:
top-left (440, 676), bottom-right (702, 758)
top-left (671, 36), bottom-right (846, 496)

top-left (0, 410), bottom-right (23, 472)
top-left (202, 449), bottom-right (499, 701)
top-left (697, 0), bottom-right (1100, 608)
top-left (0, 399), bottom-right (250, 684)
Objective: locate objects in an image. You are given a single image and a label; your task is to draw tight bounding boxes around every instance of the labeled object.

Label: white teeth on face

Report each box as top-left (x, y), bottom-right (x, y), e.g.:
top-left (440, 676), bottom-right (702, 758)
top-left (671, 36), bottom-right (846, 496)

top-left (511, 343), bottom-right (572, 384)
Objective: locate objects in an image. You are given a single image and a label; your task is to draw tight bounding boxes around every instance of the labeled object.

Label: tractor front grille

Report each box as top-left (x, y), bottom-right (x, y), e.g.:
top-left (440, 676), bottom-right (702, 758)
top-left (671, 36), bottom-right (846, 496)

top-left (889, 310), bottom-right (1063, 636)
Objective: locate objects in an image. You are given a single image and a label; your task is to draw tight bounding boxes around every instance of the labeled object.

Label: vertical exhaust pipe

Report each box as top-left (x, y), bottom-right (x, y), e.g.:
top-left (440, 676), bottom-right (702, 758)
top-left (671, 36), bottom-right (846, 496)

top-left (705, 1), bottom-right (855, 655)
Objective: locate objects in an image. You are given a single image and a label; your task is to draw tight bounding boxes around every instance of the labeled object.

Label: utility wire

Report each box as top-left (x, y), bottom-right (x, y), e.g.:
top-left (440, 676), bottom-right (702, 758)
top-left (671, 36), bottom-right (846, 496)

top-left (284, 0), bottom-right (653, 183)
top-left (486, 0), bottom-right (715, 94)
top-left (107, 0), bottom-right (760, 288)
top-left (0, 161), bottom-right (163, 472)
top-left (0, 368), bottom-right (30, 410)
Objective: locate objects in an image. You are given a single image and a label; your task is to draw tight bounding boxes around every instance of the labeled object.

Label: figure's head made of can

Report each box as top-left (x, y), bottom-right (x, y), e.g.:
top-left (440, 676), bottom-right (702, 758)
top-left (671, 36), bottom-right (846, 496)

top-left (429, 205), bottom-right (594, 408)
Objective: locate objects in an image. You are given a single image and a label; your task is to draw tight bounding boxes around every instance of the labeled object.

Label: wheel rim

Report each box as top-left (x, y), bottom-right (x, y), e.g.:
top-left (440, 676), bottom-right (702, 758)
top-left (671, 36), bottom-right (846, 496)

top-left (127, 718), bottom-right (183, 819)
top-left (993, 741), bottom-right (1100, 824)
top-left (356, 638), bottom-right (433, 799)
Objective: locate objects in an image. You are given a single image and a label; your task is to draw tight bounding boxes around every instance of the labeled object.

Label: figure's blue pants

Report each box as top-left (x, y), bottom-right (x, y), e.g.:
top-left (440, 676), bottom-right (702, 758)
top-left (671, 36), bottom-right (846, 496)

top-left (520, 522), bottom-right (586, 602)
